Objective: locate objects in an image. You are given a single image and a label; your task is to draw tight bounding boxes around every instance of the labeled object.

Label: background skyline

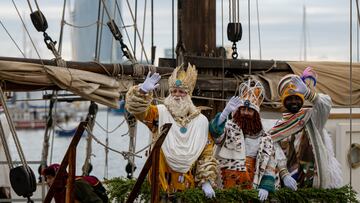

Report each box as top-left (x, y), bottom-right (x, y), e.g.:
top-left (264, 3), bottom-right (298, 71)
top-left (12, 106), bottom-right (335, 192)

top-left (0, 0), bottom-right (357, 65)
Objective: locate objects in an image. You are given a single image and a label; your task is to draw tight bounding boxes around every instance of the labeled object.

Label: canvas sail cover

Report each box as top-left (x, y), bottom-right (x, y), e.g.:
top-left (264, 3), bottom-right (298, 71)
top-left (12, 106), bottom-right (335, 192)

top-left (249, 61), bottom-right (360, 108)
top-left (288, 61), bottom-right (360, 107)
top-left (0, 60), bottom-right (133, 108)
top-left (0, 60), bottom-right (358, 108)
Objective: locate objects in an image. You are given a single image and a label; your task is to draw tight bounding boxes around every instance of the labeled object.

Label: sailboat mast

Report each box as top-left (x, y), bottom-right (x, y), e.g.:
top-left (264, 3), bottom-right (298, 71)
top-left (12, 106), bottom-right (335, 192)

top-left (302, 5), bottom-right (307, 61)
top-left (177, 0), bottom-right (216, 57)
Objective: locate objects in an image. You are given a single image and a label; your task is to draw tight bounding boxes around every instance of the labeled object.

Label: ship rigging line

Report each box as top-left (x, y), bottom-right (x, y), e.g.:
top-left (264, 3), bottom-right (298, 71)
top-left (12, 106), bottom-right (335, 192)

top-left (96, 3), bottom-right (106, 62)
top-left (115, 1), bottom-right (136, 59)
top-left (0, 87), bottom-right (27, 167)
top-left (101, 0), bottom-right (138, 62)
top-left (63, 21), bottom-right (101, 29)
top-left (103, 0), bottom-right (137, 62)
top-left (140, 0), bottom-right (148, 62)
top-left (26, 0), bottom-right (42, 14)
top-left (85, 127), bottom-right (141, 160)
top-left (95, 118), bottom-right (127, 134)
top-left (349, 0), bottom-right (355, 187)
top-left (255, 0), bottom-right (262, 60)
top-left (0, 21), bottom-right (26, 58)
top-left (122, 0), bottom-right (150, 63)
top-left (94, 0), bottom-right (102, 62)
top-left (11, 0), bottom-right (44, 65)
top-left (248, 0), bottom-right (252, 75)
top-left (104, 109), bottom-right (109, 179)
top-left (57, 0), bottom-right (67, 55)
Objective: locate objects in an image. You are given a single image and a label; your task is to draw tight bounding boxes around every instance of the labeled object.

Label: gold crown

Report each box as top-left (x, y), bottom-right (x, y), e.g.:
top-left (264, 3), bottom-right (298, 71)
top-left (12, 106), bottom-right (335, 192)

top-left (238, 79), bottom-right (264, 112)
top-left (168, 63), bottom-right (198, 95)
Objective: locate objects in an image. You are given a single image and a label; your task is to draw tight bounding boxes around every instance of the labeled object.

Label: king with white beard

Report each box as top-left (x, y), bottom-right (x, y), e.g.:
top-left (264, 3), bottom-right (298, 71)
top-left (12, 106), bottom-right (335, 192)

top-left (125, 63), bottom-right (218, 198)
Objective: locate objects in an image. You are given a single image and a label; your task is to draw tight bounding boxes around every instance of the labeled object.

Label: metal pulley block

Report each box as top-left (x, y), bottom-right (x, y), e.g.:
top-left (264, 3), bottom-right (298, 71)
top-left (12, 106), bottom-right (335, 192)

top-left (30, 10), bottom-right (48, 32)
top-left (10, 165), bottom-right (36, 198)
top-left (227, 22), bottom-right (242, 43)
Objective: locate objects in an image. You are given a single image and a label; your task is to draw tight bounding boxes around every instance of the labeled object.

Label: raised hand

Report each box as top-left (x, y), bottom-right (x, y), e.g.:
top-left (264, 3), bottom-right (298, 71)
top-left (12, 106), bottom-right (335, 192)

top-left (218, 96), bottom-right (242, 124)
top-left (291, 76), bottom-right (309, 96)
top-left (140, 72), bottom-right (161, 93)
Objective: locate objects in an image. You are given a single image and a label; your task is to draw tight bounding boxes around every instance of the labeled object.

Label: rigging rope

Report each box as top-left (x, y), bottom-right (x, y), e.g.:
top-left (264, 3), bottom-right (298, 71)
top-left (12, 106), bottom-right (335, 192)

top-left (96, 4), bottom-right (106, 61)
top-left (57, 0), bottom-right (67, 55)
top-left (85, 127), bottom-right (141, 159)
top-left (94, 0), bottom-right (102, 62)
top-left (40, 92), bottom-right (57, 170)
top-left (104, 108), bottom-right (109, 179)
top-left (95, 118), bottom-right (126, 134)
top-left (0, 21), bottom-right (26, 57)
top-left (82, 102), bottom-right (98, 176)
top-left (102, 0), bottom-right (138, 63)
top-left (115, 1), bottom-right (136, 59)
top-left (255, 0), bottom-right (262, 60)
top-left (123, 0), bottom-right (150, 63)
top-left (134, 0), bottom-right (138, 57)
top-left (0, 113), bottom-right (13, 169)
top-left (248, 0), bottom-right (252, 75)
top-left (64, 21), bottom-right (100, 28)
top-left (349, 0), bottom-right (354, 187)
top-left (49, 97), bottom-right (58, 164)
top-left (356, 0), bottom-right (360, 61)
top-left (140, 0), bottom-right (148, 62)
top-left (11, 0), bottom-right (44, 65)
top-left (0, 87), bottom-right (27, 167)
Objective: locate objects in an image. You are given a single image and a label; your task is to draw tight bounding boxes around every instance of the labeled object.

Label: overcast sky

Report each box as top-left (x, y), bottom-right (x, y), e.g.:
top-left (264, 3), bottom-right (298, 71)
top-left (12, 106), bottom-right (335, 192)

top-left (0, 0), bottom-right (356, 64)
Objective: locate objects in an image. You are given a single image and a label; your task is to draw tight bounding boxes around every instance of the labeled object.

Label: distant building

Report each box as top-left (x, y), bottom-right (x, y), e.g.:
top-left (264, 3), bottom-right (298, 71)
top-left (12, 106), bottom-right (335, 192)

top-left (71, 0), bottom-right (122, 62)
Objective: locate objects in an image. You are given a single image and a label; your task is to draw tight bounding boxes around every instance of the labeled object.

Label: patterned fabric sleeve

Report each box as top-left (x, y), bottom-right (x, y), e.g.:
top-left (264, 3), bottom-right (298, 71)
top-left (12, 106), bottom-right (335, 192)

top-left (259, 136), bottom-right (276, 192)
top-left (310, 93), bottom-right (332, 131)
top-left (274, 142), bottom-right (290, 179)
top-left (195, 134), bottom-right (219, 187)
top-left (125, 85), bottom-right (159, 134)
top-left (209, 112), bottom-right (227, 143)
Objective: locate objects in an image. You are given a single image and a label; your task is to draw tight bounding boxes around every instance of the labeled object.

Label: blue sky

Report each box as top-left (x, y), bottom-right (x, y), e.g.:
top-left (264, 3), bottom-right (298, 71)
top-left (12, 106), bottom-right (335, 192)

top-left (0, 0), bottom-right (356, 64)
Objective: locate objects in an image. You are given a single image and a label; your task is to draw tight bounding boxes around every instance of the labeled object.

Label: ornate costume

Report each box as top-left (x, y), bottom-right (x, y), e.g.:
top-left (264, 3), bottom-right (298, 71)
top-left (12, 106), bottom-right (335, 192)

top-left (269, 68), bottom-right (342, 189)
top-left (209, 80), bottom-right (276, 198)
top-left (125, 64), bottom-right (217, 194)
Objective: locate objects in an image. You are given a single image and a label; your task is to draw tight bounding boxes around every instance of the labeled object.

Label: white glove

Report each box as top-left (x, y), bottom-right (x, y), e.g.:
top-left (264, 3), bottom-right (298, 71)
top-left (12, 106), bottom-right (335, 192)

top-left (139, 72), bottom-right (161, 93)
top-left (219, 96), bottom-right (242, 124)
top-left (283, 175), bottom-right (298, 191)
top-left (291, 76), bottom-right (309, 96)
top-left (201, 181), bottom-right (215, 198)
top-left (258, 188), bottom-right (269, 201)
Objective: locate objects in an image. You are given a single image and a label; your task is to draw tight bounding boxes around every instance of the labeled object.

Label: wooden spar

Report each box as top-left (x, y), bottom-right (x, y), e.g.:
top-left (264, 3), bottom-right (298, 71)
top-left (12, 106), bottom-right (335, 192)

top-left (43, 121), bottom-right (88, 203)
top-left (0, 56), bottom-right (174, 92)
top-left (0, 56), bottom-right (174, 75)
top-left (0, 55), bottom-right (291, 92)
top-left (126, 123), bottom-right (172, 203)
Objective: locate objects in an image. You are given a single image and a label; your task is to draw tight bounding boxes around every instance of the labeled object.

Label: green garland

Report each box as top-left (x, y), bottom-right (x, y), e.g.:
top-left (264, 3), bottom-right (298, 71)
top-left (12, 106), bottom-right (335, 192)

top-left (105, 178), bottom-right (358, 203)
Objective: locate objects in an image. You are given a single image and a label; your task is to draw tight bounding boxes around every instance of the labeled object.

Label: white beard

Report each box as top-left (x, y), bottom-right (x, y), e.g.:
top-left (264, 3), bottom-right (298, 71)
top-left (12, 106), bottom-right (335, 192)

top-left (163, 94), bottom-right (197, 119)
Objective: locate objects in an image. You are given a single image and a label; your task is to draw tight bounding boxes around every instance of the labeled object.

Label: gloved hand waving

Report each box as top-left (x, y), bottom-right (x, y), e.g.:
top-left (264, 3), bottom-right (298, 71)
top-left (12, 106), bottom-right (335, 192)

top-left (140, 72), bottom-right (161, 93)
top-left (218, 96), bottom-right (242, 124)
top-left (291, 76), bottom-right (309, 97)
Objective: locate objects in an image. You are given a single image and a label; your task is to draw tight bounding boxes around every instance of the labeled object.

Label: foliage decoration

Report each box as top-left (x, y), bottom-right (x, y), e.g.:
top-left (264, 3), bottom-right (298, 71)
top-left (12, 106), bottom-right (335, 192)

top-left (105, 177), bottom-right (358, 203)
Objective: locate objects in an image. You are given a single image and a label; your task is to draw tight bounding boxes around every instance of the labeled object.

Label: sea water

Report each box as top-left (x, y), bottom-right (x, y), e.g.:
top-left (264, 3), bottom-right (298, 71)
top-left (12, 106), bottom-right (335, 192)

top-left (7, 110), bottom-right (151, 181)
